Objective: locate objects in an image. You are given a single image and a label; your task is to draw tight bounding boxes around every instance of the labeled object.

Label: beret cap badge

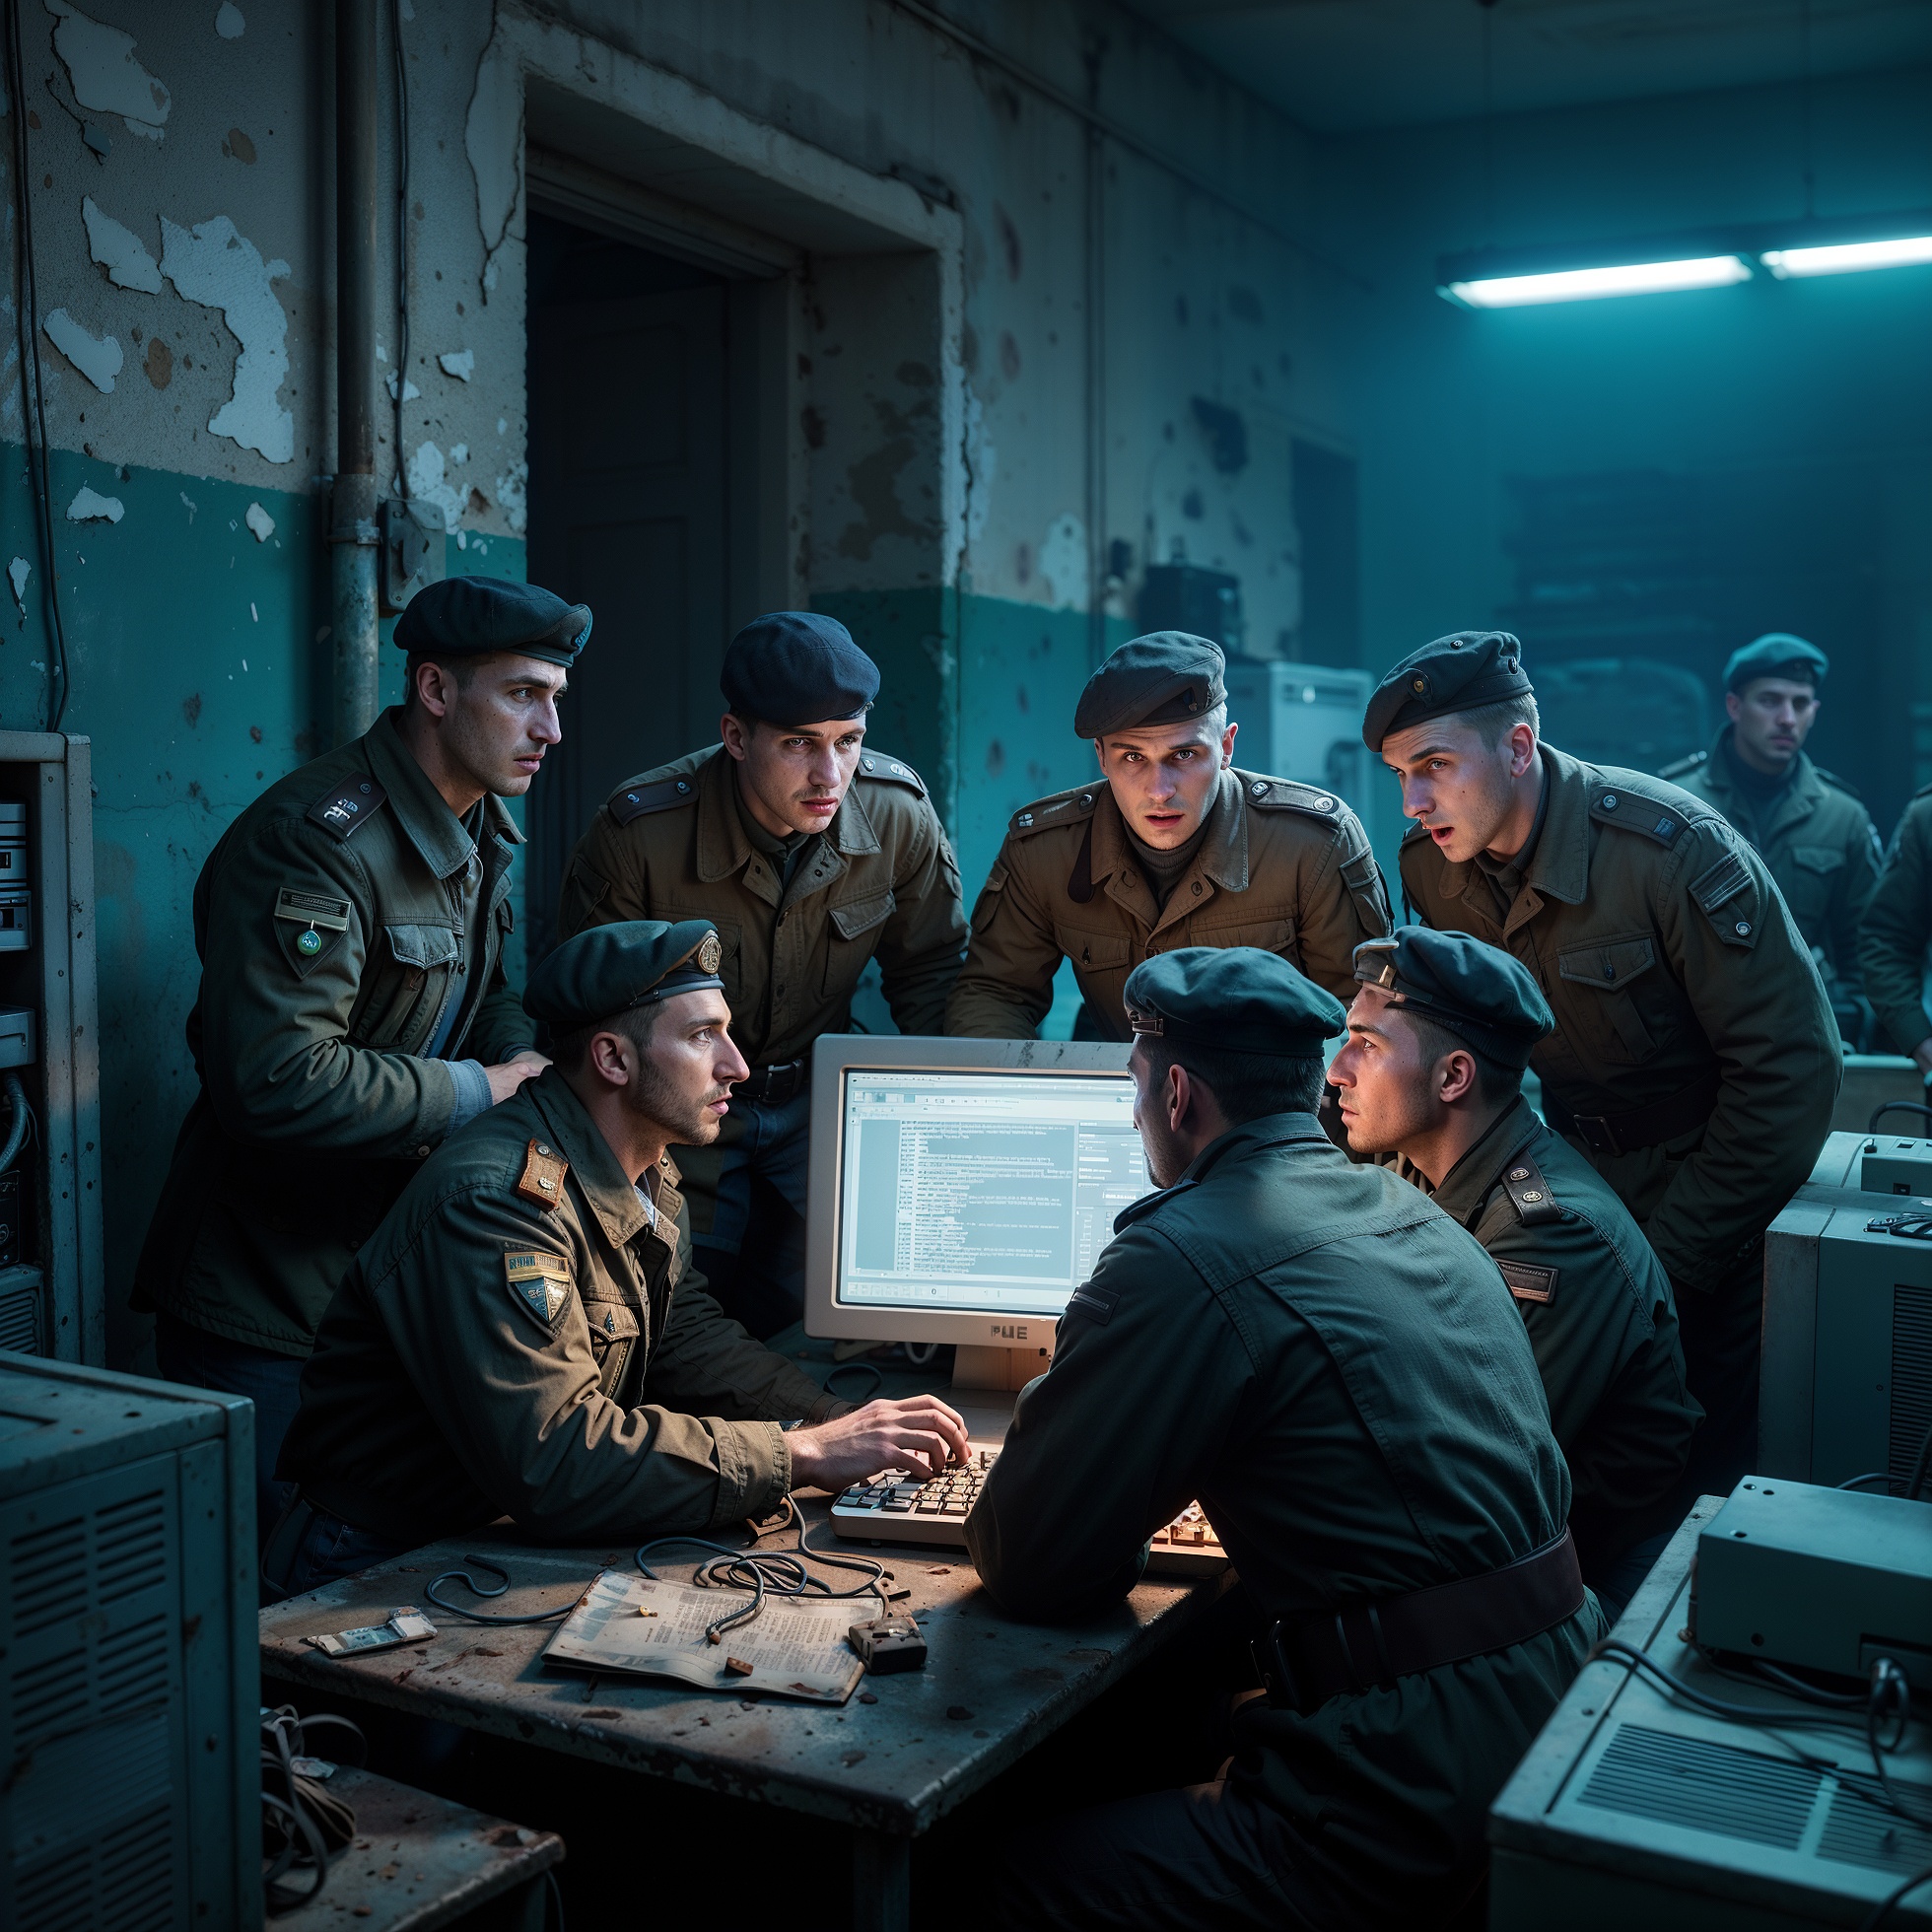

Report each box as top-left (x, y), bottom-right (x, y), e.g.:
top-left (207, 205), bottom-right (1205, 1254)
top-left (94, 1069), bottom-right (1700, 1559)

top-left (697, 932), bottom-right (724, 975)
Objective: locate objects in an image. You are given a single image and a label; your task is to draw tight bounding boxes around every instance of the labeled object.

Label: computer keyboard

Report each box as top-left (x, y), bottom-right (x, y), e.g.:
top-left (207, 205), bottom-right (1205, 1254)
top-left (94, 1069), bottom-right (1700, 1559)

top-left (827, 1450), bottom-right (1230, 1577)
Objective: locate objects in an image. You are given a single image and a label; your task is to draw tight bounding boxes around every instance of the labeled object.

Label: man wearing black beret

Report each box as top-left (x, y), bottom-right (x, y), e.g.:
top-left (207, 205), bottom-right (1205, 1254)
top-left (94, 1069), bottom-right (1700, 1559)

top-left (1329, 927), bottom-right (1700, 1617)
top-left (134, 575), bottom-right (591, 1545)
top-left (946, 631), bottom-right (1390, 1040)
top-left (555, 611), bottom-right (965, 1333)
top-left (1365, 629), bottom-right (1838, 1496)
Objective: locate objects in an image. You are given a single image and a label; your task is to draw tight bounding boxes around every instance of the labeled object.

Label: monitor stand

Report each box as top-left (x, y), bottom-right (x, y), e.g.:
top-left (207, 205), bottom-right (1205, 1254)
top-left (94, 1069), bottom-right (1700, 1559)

top-left (948, 1343), bottom-right (1052, 1456)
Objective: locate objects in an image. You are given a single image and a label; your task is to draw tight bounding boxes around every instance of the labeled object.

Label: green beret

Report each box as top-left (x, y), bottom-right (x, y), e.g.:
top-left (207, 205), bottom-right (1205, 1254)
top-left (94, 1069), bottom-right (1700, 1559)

top-left (525, 920), bottom-right (724, 1030)
top-left (721, 612), bottom-right (879, 724)
top-left (1362, 631), bottom-right (1531, 751)
top-left (1351, 929), bottom-right (1552, 1070)
top-left (1074, 632), bottom-right (1226, 739)
top-left (393, 576), bottom-right (591, 669)
top-left (1124, 946), bottom-right (1345, 1059)
top-left (1724, 633), bottom-right (1827, 694)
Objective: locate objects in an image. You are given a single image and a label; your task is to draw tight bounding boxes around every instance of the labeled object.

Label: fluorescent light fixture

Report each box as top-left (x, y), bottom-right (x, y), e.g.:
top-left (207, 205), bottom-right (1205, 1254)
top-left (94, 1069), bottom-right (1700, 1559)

top-left (1760, 235), bottom-right (1932, 278)
top-left (1445, 255), bottom-right (1753, 308)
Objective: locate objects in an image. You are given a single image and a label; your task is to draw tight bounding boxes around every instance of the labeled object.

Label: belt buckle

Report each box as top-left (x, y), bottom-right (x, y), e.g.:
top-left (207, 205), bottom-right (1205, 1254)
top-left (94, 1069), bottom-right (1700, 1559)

top-left (1251, 1622), bottom-right (1305, 1712)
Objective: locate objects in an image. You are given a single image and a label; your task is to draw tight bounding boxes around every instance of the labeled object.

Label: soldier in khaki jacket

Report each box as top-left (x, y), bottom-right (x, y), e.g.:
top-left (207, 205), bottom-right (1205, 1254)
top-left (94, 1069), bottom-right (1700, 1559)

top-left (946, 632), bottom-right (1389, 1040)
top-left (1368, 631), bottom-right (1839, 1495)
top-left (556, 613), bottom-right (965, 1330)
top-left (270, 920), bottom-right (968, 1598)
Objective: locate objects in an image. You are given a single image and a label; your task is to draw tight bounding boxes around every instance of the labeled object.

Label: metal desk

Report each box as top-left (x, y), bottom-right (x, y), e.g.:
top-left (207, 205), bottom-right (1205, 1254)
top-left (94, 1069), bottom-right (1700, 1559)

top-left (259, 1496), bottom-right (1228, 1932)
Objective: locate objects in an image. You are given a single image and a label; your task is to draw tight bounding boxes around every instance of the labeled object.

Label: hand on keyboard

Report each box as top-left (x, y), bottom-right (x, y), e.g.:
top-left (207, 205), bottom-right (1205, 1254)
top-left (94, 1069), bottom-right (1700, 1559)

top-left (787, 1394), bottom-right (971, 1491)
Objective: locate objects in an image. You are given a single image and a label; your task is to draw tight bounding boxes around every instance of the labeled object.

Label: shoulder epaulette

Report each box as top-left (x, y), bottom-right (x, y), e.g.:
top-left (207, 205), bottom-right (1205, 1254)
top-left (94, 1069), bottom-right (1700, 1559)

top-left (609, 773), bottom-right (700, 826)
top-left (1588, 780), bottom-right (1690, 849)
top-left (1655, 750), bottom-right (1707, 781)
top-left (306, 774), bottom-right (388, 840)
top-left (1813, 766), bottom-right (1863, 801)
top-left (1008, 787), bottom-right (1100, 839)
top-left (515, 1138), bottom-right (570, 1210)
top-left (1240, 775), bottom-right (1344, 820)
top-left (856, 751), bottom-right (926, 797)
top-left (1499, 1148), bottom-right (1564, 1227)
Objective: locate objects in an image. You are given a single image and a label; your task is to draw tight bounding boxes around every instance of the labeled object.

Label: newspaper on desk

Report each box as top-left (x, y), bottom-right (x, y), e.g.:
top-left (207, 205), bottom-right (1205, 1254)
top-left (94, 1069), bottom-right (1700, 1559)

top-left (541, 1569), bottom-right (868, 1704)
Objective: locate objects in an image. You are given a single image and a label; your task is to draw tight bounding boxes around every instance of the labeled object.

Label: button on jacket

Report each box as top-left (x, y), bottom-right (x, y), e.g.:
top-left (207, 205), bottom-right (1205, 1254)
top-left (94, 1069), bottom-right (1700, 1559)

top-left (281, 1069), bottom-right (846, 1549)
top-left (1859, 787), bottom-right (1932, 1058)
top-left (966, 1114), bottom-right (1597, 1924)
top-left (1399, 745), bottom-right (1839, 1289)
top-left (945, 768), bottom-right (1390, 1039)
top-left (133, 708), bottom-right (533, 1356)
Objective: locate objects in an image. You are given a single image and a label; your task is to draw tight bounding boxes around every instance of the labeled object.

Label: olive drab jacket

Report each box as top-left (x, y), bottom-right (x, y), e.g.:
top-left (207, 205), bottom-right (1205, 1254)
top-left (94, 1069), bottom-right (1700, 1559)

top-left (944, 767), bottom-right (1390, 1039)
top-left (280, 1069), bottom-right (847, 1549)
top-left (555, 743), bottom-right (965, 1068)
top-left (133, 709), bottom-right (535, 1356)
top-left (1399, 744), bottom-right (1840, 1291)
top-left (966, 1114), bottom-right (1599, 1923)
top-left (1859, 787), bottom-right (1932, 1059)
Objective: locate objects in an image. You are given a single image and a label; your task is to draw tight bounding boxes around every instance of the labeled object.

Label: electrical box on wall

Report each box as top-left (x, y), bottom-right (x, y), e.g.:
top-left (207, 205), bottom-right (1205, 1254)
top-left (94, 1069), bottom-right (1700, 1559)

top-left (380, 497), bottom-right (446, 613)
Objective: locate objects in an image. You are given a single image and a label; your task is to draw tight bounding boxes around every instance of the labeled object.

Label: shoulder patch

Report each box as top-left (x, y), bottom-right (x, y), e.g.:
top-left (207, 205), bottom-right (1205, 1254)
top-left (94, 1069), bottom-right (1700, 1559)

top-left (505, 1248), bottom-right (573, 1328)
top-left (1497, 1258), bottom-right (1558, 1305)
top-left (1241, 776), bottom-right (1343, 819)
top-left (856, 751), bottom-right (926, 797)
top-left (1009, 787), bottom-right (1100, 839)
top-left (1690, 850), bottom-right (1752, 913)
top-left (1066, 1280), bottom-right (1119, 1326)
top-left (515, 1138), bottom-right (570, 1209)
top-left (609, 774), bottom-right (700, 826)
top-left (307, 775), bottom-right (387, 839)
top-left (1656, 751), bottom-right (1707, 781)
top-left (1500, 1151), bottom-right (1563, 1226)
top-left (1589, 786), bottom-right (1685, 848)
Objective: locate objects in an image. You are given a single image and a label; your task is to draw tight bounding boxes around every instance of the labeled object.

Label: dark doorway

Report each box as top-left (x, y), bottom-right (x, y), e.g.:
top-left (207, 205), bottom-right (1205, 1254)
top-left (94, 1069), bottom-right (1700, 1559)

top-left (524, 212), bottom-right (730, 959)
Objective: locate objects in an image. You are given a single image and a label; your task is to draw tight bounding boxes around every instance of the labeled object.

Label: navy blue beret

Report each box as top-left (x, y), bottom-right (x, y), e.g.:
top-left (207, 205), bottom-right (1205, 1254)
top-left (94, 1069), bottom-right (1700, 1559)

top-left (1724, 633), bottom-right (1828, 693)
top-left (1351, 928), bottom-right (1552, 1070)
top-left (1363, 631), bottom-right (1531, 750)
top-left (1124, 946), bottom-right (1345, 1058)
top-left (720, 612), bottom-right (878, 725)
top-left (525, 920), bottom-right (724, 1029)
top-left (1074, 633), bottom-right (1226, 739)
top-left (393, 576), bottom-right (591, 668)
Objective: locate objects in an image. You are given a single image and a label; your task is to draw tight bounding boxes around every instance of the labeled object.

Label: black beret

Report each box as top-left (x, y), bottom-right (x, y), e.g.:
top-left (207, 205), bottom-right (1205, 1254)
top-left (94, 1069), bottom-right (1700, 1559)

top-left (1362, 631), bottom-right (1532, 751)
top-left (393, 575), bottom-right (591, 667)
top-left (720, 612), bottom-right (879, 725)
top-left (524, 920), bottom-right (724, 1030)
top-left (1074, 633), bottom-right (1226, 739)
top-left (1724, 633), bottom-right (1828, 693)
top-left (1124, 945), bottom-right (1345, 1059)
top-left (1350, 929), bottom-right (1552, 1070)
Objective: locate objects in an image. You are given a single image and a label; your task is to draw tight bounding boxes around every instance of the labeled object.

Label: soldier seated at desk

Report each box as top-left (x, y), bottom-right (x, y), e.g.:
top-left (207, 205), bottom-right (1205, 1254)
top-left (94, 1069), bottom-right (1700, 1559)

top-left (1327, 926), bottom-right (1701, 1622)
top-left (268, 920), bottom-right (967, 1599)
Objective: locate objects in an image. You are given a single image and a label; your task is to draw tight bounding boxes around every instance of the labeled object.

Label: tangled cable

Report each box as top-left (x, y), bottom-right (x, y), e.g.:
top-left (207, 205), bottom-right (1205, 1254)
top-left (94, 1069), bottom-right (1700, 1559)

top-left (425, 1553), bottom-right (578, 1626)
top-left (260, 1705), bottom-right (365, 1914)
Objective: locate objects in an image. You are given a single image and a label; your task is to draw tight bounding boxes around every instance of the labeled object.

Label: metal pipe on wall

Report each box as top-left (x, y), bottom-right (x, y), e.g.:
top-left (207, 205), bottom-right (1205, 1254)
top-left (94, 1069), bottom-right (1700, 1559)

top-left (329, 0), bottom-right (380, 745)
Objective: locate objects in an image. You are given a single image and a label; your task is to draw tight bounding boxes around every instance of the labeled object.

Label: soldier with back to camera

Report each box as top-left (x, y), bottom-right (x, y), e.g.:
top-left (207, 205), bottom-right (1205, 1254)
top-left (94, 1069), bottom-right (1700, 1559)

top-left (1859, 788), bottom-right (1932, 1073)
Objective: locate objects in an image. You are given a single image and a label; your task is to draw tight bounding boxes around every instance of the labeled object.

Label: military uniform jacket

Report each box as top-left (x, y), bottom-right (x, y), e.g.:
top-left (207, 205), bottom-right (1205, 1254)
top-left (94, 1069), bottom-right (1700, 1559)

top-left (1859, 788), bottom-right (1932, 1057)
top-left (556, 744), bottom-right (965, 1068)
top-left (1662, 730), bottom-right (1881, 986)
top-left (944, 767), bottom-right (1390, 1040)
top-left (1399, 745), bottom-right (1840, 1289)
top-left (966, 1115), bottom-right (1596, 1922)
top-left (280, 1069), bottom-right (846, 1548)
top-left (133, 709), bottom-right (534, 1356)
top-left (1413, 1097), bottom-right (1700, 1569)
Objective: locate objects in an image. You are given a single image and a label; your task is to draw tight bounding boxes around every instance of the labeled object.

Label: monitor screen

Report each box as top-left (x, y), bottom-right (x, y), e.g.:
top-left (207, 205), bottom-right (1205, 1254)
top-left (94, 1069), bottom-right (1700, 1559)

top-left (833, 1068), bottom-right (1146, 1319)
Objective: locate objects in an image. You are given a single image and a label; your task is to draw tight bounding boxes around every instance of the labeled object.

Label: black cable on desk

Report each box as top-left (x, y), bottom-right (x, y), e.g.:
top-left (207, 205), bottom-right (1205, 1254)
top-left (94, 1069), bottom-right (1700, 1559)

top-left (425, 1553), bottom-right (577, 1625)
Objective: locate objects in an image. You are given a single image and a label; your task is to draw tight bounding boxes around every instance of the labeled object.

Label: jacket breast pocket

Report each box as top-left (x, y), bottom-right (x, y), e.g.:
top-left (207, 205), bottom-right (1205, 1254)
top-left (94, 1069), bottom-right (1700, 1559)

top-left (1054, 926), bottom-right (1133, 975)
top-left (823, 888), bottom-right (896, 996)
top-left (580, 1296), bottom-right (642, 1397)
top-left (1188, 914), bottom-right (1294, 957)
top-left (1555, 934), bottom-right (1661, 1065)
top-left (356, 921), bottom-right (462, 1050)
top-left (1781, 845), bottom-right (1843, 926)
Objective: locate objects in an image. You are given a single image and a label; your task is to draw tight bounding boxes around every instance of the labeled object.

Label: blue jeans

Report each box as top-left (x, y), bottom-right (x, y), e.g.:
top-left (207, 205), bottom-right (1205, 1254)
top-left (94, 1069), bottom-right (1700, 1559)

top-left (260, 1499), bottom-right (412, 1604)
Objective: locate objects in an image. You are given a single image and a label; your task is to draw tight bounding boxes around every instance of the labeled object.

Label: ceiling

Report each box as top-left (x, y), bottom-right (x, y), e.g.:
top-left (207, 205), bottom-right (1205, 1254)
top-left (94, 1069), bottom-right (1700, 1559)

top-left (1120, 0), bottom-right (1932, 133)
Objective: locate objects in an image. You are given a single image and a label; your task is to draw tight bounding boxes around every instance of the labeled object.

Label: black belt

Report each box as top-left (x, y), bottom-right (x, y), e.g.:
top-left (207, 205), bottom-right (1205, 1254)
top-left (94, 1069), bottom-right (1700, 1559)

top-left (1544, 1068), bottom-right (1720, 1158)
top-left (1252, 1529), bottom-right (1585, 1713)
top-left (736, 1058), bottom-right (809, 1105)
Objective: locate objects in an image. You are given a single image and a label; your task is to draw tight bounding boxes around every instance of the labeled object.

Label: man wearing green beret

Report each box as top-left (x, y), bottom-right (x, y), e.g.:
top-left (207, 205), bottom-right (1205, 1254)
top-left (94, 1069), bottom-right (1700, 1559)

top-left (1659, 635), bottom-right (1880, 1041)
top-left (1329, 927), bottom-right (1700, 1619)
top-left (134, 576), bottom-right (589, 1544)
top-left (270, 920), bottom-right (969, 1594)
top-left (945, 632), bottom-right (1389, 1040)
top-left (1365, 630), bottom-right (1838, 1497)
top-left (970, 945), bottom-right (1597, 1929)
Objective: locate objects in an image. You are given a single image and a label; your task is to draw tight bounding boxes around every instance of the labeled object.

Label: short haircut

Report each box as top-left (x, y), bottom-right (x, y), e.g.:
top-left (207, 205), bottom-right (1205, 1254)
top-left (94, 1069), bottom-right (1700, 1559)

top-left (1400, 1006), bottom-right (1522, 1106)
top-left (1141, 1035), bottom-right (1325, 1126)
top-left (1455, 692), bottom-right (1540, 748)
top-left (550, 1000), bottom-right (662, 1075)
top-left (403, 651), bottom-right (482, 710)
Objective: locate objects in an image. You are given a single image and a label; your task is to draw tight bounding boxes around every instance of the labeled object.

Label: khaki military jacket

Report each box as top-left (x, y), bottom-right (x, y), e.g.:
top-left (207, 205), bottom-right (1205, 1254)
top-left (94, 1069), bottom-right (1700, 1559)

top-left (281, 1069), bottom-right (846, 1548)
top-left (1662, 730), bottom-right (1881, 985)
top-left (967, 1114), bottom-right (1596, 1922)
top-left (1400, 745), bottom-right (1839, 1290)
top-left (557, 744), bottom-right (965, 1068)
top-left (133, 710), bottom-right (533, 1355)
top-left (1859, 788), bottom-right (1932, 1057)
top-left (1410, 1097), bottom-right (1700, 1571)
top-left (945, 767), bottom-right (1389, 1039)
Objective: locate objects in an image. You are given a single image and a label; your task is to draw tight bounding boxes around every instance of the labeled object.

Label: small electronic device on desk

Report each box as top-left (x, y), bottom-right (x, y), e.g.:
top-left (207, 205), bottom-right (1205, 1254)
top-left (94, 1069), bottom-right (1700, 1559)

top-left (806, 1036), bottom-right (1230, 1578)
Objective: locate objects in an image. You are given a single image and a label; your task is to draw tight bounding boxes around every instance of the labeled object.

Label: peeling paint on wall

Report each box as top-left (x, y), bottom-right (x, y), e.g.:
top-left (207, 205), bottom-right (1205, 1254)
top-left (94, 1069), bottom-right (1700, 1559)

top-left (47, 0), bottom-right (171, 140)
top-left (438, 348), bottom-right (474, 381)
top-left (7, 559), bottom-right (30, 612)
top-left (214, 3), bottom-right (244, 39)
top-left (158, 214), bottom-right (294, 462)
top-left (244, 502), bottom-right (274, 541)
top-left (495, 459), bottom-right (527, 536)
top-left (43, 307), bottom-right (122, 392)
top-left (465, 36), bottom-right (523, 299)
top-left (83, 195), bottom-right (163, 292)
top-left (67, 485), bottom-right (124, 522)
top-left (384, 369), bottom-right (421, 402)
top-left (963, 383), bottom-right (996, 550)
top-left (405, 441), bottom-right (463, 532)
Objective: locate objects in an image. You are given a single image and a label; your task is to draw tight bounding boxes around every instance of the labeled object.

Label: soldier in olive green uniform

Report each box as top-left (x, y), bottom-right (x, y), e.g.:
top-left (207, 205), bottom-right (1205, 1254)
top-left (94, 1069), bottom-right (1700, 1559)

top-left (556, 613), bottom-right (965, 1330)
top-left (1330, 927), bottom-right (1700, 1619)
top-left (1861, 789), bottom-right (1932, 1067)
top-left (134, 578), bottom-right (588, 1541)
top-left (970, 948), bottom-right (1598, 1930)
top-left (1660, 635), bottom-right (1881, 1041)
top-left (272, 921), bottom-right (969, 1596)
top-left (1368, 632), bottom-right (1838, 1496)
top-left (945, 633), bottom-right (1389, 1040)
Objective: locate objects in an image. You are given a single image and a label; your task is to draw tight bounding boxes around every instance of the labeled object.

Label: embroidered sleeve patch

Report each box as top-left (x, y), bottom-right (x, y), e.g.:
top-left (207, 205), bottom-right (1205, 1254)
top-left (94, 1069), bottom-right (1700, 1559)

top-left (1497, 1259), bottom-right (1558, 1305)
top-left (1067, 1282), bottom-right (1120, 1326)
top-left (505, 1248), bottom-right (573, 1326)
top-left (1690, 851), bottom-right (1751, 913)
top-left (274, 887), bottom-right (352, 931)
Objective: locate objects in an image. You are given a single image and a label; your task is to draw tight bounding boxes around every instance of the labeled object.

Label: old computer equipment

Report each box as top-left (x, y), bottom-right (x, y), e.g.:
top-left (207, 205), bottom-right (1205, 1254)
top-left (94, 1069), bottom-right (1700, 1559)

top-left (802, 1036), bottom-right (1227, 1574)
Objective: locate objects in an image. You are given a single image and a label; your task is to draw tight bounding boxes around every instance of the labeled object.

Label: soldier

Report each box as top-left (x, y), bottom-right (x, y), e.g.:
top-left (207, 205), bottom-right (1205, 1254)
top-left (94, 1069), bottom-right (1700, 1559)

top-left (270, 920), bottom-right (969, 1597)
top-left (1659, 634), bottom-right (1881, 1041)
top-left (555, 612), bottom-right (965, 1332)
top-left (134, 576), bottom-right (586, 1543)
top-left (968, 947), bottom-right (1598, 1930)
top-left (1367, 631), bottom-right (1839, 1495)
top-left (1861, 790), bottom-right (1932, 1067)
top-left (944, 632), bottom-right (1389, 1040)
top-left (1328, 927), bottom-right (1701, 1619)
